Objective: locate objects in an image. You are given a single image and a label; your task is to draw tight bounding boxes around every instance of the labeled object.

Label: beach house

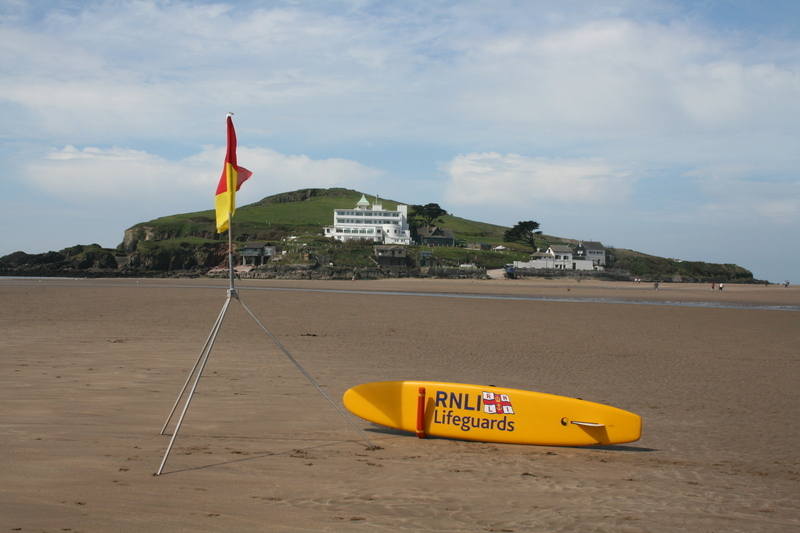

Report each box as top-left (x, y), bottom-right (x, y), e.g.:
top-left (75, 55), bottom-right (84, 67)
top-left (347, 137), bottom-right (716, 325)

top-left (238, 242), bottom-right (278, 266)
top-left (512, 244), bottom-right (601, 271)
top-left (575, 241), bottom-right (606, 266)
top-left (417, 225), bottom-right (456, 247)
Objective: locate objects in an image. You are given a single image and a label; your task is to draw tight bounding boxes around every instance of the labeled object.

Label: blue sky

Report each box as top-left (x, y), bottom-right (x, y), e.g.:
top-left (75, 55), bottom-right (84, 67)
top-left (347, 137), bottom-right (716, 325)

top-left (1, 0), bottom-right (798, 282)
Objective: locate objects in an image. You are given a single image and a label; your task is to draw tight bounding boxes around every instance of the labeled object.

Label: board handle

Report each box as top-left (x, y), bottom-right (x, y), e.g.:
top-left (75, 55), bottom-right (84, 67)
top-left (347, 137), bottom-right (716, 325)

top-left (416, 387), bottom-right (427, 438)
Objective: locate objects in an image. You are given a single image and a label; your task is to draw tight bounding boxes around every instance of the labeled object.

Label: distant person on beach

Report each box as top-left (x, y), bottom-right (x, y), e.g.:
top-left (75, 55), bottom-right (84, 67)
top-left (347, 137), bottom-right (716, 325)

top-left (711, 282), bottom-right (715, 290)
top-left (719, 282), bottom-right (724, 291)
top-left (654, 281), bottom-right (660, 290)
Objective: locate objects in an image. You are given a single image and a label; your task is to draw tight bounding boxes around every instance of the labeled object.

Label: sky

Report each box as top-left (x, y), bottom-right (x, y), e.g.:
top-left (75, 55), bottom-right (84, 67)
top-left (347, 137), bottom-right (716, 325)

top-left (1, 0), bottom-right (798, 282)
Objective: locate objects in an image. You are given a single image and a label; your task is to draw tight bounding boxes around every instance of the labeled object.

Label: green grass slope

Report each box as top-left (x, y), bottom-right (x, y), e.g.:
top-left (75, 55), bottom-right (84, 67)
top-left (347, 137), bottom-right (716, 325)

top-left (435, 214), bottom-right (508, 243)
top-left (124, 188), bottom-right (504, 244)
top-left (115, 187), bottom-right (754, 281)
top-left (609, 248), bottom-right (753, 282)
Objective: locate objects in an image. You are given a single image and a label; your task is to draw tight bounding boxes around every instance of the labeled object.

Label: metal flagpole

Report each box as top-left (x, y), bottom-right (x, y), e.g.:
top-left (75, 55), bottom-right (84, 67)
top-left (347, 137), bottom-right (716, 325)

top-left (158, 214), bottom-right (237, 434)
top-left (155, 216), bottom-right (237, 476)
top-left (159, 299), bottom-right (229, 435)
top-left (155, 116), bottom-right (376, 476)
top-left (227, 212), bottom-right (235, 294)
top-left (155, 292), bottom-right (234, 476)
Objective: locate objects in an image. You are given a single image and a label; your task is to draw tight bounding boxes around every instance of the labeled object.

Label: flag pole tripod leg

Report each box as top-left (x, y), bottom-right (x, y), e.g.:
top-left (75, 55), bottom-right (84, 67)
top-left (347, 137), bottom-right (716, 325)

top-left (236, 296), bottom-right (378, 450)
top-left (161, 219), bottom-right (236, 435)
top-left (155, 294), bottom-right (233, 476)
top-left (159, 295), bottom-right (231, 435)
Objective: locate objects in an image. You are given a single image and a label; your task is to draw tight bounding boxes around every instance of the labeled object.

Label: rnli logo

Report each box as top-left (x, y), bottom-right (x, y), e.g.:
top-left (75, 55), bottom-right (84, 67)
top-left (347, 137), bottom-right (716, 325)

top-left (482, 392), bottom-right (514, 415)
top-left (432, 390), bottom-right (516, 433)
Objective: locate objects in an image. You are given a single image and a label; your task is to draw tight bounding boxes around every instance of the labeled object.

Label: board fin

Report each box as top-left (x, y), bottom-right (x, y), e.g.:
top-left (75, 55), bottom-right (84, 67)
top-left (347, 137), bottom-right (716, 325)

top-left (570, 420), bottom-right (604, 427)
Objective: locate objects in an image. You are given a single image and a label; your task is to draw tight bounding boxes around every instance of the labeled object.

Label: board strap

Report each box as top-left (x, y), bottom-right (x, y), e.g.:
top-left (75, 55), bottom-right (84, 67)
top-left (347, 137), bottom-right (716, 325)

top-left (416, 387), bottom-right (427, 438)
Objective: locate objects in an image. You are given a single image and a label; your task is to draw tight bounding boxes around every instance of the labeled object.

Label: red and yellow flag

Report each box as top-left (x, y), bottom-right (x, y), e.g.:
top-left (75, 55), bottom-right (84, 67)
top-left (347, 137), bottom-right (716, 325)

top-left (215, 116), bottom-right (252, 233)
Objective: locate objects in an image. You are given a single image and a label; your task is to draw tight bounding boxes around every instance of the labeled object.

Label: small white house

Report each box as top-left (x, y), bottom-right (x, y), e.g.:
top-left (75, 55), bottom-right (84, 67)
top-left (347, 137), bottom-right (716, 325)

top-left (512, 244), bottom-right (600, 271)
top-left (547, 244), bottom-right (573, 261)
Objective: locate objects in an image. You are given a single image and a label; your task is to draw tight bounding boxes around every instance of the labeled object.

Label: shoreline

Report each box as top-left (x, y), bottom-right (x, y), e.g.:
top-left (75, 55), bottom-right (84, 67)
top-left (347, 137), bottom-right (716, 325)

top-left (3, 275), bottom-right (797, 308)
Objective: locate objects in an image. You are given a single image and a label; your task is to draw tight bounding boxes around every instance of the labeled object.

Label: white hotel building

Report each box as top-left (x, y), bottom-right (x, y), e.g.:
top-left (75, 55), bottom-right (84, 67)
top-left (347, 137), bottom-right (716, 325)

top-left (323, 195), bottom-right (412, 245)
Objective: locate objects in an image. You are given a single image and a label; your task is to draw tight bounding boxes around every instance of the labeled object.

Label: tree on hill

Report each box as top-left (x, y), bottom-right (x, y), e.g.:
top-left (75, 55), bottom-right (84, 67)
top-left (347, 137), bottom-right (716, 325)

top-left (412, 203), bottom-right (448, 226)
top-left (504, 220), bottom-right (543, 249)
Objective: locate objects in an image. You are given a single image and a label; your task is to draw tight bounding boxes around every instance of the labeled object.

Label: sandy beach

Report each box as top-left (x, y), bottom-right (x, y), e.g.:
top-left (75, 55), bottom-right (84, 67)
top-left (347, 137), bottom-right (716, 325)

top-left (1, 277), bottom-right (798, 532)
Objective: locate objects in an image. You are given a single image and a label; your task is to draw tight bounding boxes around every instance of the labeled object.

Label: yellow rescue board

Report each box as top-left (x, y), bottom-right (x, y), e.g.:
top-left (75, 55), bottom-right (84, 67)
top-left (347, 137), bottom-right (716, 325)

top-left (343, 381), bottom-right (642, 446)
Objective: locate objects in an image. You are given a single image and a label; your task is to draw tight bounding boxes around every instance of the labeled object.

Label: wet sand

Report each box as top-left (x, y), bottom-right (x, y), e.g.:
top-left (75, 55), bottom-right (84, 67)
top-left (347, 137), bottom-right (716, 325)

top-left (1, 278), bottom-right (798, 532)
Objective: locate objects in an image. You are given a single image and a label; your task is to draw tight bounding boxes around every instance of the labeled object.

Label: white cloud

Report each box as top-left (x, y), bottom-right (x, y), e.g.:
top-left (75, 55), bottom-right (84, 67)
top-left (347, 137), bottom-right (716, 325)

top-left (26, 146), bottom-right (199, 199)
top-left (24, 144), bottom-right (382, 209)
top-left (2, 2), bottom-right (798, 159)
top-left (686, 166), bottom-right (800, 225)
top-left (443, 152), bottom-right (633, 207)
top-left (236, 146), bottom-right (383, 198)
top-left (452, 18), bottom-right (800, 140)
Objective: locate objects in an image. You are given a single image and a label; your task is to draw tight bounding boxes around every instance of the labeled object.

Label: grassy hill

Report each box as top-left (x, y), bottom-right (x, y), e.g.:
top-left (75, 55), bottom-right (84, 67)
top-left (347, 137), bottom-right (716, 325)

top-left (607, 248), bottom-right (754, 282)
top-left (0, 187), bottom-right (755, 281)
top-left (122, 187), bottom-right (516, 248)
top-left (117, 187), bottom-right (754, 281)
